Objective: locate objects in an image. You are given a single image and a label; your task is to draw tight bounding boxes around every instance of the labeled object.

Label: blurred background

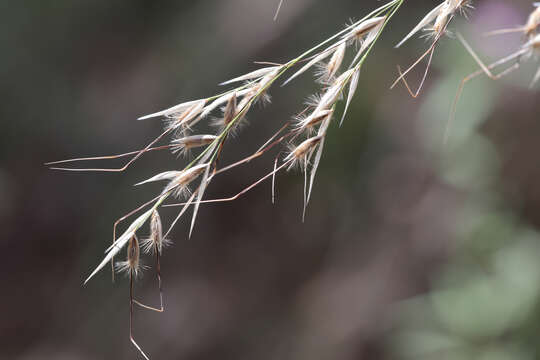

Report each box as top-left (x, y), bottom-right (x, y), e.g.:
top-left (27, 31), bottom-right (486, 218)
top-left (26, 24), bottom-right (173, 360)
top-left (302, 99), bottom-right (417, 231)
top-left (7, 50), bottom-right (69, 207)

top-left (2, 0), bottom-right (540, 359)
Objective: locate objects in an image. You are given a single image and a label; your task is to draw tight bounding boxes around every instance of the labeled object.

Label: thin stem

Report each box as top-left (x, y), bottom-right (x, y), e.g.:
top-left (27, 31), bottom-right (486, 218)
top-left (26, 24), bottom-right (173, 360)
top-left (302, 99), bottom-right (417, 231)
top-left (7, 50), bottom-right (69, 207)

top-left (49, 128), bottom-right (173, 172)
top-left (133, 246), bottom-right (164, 312)
top-left (129, 271), bottom-right (150, 360)
top-left (164, 160), bottom-right (292, 208)
top-left (45, 145), bottom-right (174, 166)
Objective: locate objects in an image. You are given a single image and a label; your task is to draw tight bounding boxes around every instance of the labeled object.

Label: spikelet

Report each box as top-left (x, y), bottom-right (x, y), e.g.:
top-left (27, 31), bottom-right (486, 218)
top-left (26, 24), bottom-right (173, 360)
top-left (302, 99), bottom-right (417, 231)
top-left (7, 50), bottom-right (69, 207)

top-left (343, 16), bottom-right (386, 46)
top-left (141, 210), bottom-right (171, 254)
top-left (251, 69), bottom-right (277, 106)
top-left (295, 109), bottom-right (334, 133)
top-left (429, 2), bottom-right (452, 38)
top-left (171, 135), bottom-right (218, 157)
top-left (314, 69), bottom-right (353, 112)
top-left (115, 234), bottom-right (143, 278)
top-left (396, 0), bottom-right (472, 48)
top-left (134, 171), bottom-right (182, 186)
top-left (211, 92), bottom-right (244, 133)
top-left (134, 164), bottom-right (208, 198)
top-left (395, 2), bottom-right (446, 48)
top-left (201, 91), bottom-right (246, 119)
top-left (163, 163), bottom-right (209, 198)
top-left (223, 92), bottom-right (238, 126)
top-left (283, 47), bottom-right (334, 85)
top-left (164, 100), bottom-right (206, 134)
top-left (138, 99), bottom-right (203, 120)
top-left (285, 136), bottom-right (323, 170)
top-left (316, 42), bottom-right (346, 83)
top-left (219, 66), bottom-right (281, 86)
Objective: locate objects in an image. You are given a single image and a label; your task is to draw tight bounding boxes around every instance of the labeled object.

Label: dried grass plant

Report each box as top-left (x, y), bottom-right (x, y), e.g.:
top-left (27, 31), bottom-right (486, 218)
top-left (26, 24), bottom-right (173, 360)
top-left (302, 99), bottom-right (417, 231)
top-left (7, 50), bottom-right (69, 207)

top-left (47, 1), bottom-right (540, 358)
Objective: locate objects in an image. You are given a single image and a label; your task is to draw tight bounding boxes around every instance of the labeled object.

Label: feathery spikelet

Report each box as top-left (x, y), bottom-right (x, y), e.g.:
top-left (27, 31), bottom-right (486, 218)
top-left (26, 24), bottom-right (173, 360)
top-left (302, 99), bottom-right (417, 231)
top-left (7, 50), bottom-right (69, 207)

top-left (211, 92), bottom-right (246, 134)
top-left (285, 136), bottom-right (323, 170)
top-left (164, 100), bottom-right (206, 134)
top-left (425, 2), bottom-right (456, 40)
top-left (219, 66), bottom-right (281, 86)
top-left (115, 234), bottom-right (143, 278)
top-left (138, 99), bottom-right (203, 120)
top-left (295, 109), bottom-right (334, 133)
top-left (134, 171), bottom-right (182, 186)
top-left (135, 164), bottom-right (208, 198)
top-left (396, 3), bottom-right (445, 48)
top-left (396, 1), bottom-right (472, 48)
top-left (316, 42), bottom-right (346, 83)
top-left (201, 91), bottom-right (245, 118)
top-left (314, 69), bottom-right (352, 111)
top-left (343, 16), bottom-right (386, 46)
top-left (141, 210), bottom-right (171, 254)
top-left (223, 92), bottom-right (238, 126)
top-left (163, 163), bottom-right (209, 199)
top-left (283, 48), bottom-right (334, 85)
top-left (251, 69), bottom-right (277, 106)
top-left (171, 135), bottom-right (218, 157)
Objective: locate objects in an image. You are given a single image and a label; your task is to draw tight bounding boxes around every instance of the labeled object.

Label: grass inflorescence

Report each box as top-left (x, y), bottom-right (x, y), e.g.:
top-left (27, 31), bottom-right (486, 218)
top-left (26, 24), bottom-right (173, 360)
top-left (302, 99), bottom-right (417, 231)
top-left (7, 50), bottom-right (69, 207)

top-left (47, 1), bottom-right (540, 358)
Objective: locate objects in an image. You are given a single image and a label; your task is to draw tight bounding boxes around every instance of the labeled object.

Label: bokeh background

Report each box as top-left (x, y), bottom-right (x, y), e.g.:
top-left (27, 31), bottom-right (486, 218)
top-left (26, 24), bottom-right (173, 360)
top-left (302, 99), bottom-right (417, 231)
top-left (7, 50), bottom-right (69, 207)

top-left (2, 0), bottom-right (540, 359)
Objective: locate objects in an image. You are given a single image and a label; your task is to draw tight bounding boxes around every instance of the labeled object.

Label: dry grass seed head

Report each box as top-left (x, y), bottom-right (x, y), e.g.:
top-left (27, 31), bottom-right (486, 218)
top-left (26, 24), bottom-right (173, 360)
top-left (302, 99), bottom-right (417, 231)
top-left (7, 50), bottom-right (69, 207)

top-left (164, 163), bottom-right (208, 198)
top-left (344, 16), bottom-right (386, 46)
top-left (295, 109), bottom-right (334, 133)
top-left (282, 47), bottom-right (334, 86)
top-left (138, 99), bottom-right (203, 120)
top-left (115, 234), bottom-right (142, 278)
top-left (141, 210), bottom-right (171, 254)
top-left (316, 42), bottom-right (346, 83)
top-left (223, 92), bottom-right (238, 126)
top-left (201, 90), bottom-right (248, 119)
top-left (313, 69), bottom-right (352, 111)
top-left (171, 135), bottom-right (218, 157)
top-left (431, 3), bottom-right (452, 35)
top-left (250, 71), bottom-right (276, 106)
top-left (219, 65), bottom-right (280, 86)
top-left (429, 1), bottom-right (472, 36)
top-left (211, 92), bottom-right (249, 135)
top-left (164, 100), bottom-right (206, 133)
top-left (286, 136), bottom-right (323, 170)
top-left (395, 0), bottom-right (472, 48)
